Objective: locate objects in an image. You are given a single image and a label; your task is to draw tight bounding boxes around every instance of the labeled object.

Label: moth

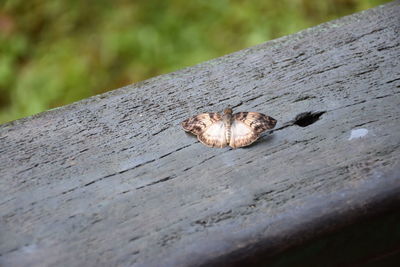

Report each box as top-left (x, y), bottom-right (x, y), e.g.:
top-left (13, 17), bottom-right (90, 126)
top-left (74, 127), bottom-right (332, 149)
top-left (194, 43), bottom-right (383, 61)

top-left (181, 107), bottom-right (277, 148)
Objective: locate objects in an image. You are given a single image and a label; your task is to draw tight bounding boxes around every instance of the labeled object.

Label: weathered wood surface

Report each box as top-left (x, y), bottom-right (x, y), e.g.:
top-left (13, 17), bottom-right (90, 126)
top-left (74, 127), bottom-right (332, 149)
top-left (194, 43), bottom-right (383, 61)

top-left (1, 2), bottom-right (400, 266)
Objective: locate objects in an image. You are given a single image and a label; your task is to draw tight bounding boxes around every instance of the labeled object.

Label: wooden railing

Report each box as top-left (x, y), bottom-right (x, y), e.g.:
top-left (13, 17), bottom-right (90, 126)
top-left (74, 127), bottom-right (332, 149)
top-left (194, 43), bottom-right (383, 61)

top-left (1, 2), bottom-right (399, 266)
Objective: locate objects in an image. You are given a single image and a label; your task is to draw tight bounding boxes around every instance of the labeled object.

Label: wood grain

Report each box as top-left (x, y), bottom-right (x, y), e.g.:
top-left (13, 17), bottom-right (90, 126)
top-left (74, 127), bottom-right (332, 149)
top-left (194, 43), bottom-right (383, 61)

top-left (1, 2), bottom-right (400, 266)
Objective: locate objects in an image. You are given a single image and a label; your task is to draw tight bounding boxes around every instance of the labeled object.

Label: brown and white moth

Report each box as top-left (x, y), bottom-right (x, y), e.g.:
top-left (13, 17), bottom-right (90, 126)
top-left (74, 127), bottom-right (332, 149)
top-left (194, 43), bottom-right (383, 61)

top-left (181, 107), bottom-right (277, 148)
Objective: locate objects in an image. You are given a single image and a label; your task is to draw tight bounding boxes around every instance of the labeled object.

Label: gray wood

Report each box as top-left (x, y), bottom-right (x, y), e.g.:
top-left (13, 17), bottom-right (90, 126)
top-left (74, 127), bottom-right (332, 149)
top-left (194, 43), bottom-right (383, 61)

top-left (1, 2), bottom-right (400, 266)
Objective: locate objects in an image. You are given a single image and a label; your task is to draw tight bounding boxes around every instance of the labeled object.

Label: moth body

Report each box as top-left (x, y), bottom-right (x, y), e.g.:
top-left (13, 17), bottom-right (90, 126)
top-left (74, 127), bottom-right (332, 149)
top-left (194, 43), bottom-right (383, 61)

top-left (222, 107), bottom-right (233, 145)
top-left (181, 107), bottom-right (276, 148)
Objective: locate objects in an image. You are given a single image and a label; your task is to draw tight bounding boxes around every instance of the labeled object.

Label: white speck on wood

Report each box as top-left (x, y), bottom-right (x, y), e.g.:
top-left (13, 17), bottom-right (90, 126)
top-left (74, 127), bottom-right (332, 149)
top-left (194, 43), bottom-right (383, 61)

top-left (348, 128), bottom-right (369, 140)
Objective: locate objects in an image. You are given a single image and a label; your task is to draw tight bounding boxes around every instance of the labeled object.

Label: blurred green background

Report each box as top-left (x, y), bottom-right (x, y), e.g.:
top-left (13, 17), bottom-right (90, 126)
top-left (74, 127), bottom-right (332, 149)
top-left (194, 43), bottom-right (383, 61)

top-left (0, 0), bottom-right (390, 124)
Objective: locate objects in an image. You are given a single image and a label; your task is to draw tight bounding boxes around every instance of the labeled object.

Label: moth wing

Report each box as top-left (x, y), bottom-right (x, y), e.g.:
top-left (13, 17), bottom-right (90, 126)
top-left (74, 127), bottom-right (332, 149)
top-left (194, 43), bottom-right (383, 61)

top-left (233, 112), bottom-right (277, 134)
top-left (229, 112), bottom-right (277, 148)
top-left (229, 120), bottom-right (258, 148)
top-left (181, 113), bottom-right (222, 135)
top-left (198, 121), bottom-right (227, 148)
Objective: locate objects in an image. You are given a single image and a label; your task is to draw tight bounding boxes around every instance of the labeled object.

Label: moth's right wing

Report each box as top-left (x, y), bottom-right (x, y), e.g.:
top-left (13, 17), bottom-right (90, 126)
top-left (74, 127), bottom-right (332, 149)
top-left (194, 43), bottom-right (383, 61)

top-left (229, 112), bottom-right (277, 148)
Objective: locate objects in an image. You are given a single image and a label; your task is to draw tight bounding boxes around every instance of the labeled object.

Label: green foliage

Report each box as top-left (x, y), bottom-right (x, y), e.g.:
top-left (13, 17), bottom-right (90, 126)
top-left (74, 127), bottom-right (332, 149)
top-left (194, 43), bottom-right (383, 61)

top-left (0, 0), bottom-right (391, 124)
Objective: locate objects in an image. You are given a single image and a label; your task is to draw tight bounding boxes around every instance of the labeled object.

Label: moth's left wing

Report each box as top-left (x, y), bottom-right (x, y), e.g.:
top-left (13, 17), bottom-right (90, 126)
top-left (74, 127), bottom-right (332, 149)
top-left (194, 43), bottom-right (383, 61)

top-left (198, 121), bottom-right (227, 148)
top-left (181, 113), bottom-right (222, 135)
top-left (181, 113), bottom-right (227, 147)
top-left (229, 112), bottom-right (276, 148)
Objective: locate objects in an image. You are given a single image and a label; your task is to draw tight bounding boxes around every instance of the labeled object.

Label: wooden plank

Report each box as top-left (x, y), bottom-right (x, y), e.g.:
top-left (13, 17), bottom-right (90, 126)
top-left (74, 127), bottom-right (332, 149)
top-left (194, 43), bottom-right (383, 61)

top-left (1, 2), bottom-right (400, 266)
